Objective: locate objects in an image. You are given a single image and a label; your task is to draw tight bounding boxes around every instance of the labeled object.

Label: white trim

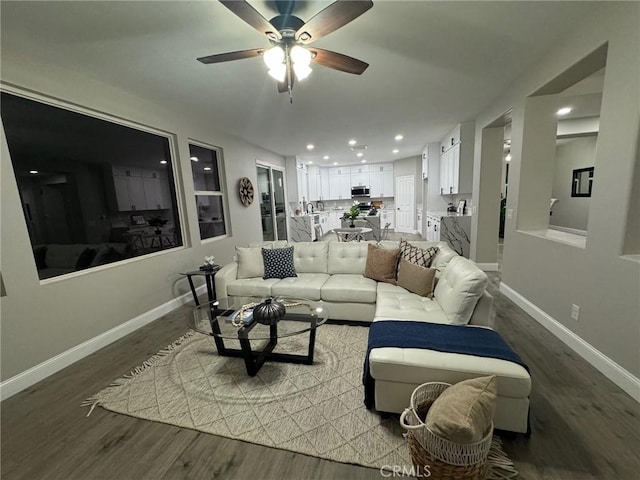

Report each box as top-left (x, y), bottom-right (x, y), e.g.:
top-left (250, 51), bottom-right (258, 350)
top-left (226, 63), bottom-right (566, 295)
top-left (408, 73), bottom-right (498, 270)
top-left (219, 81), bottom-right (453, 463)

top-left (0, 286), bottom-right (205, 401)
top-left (500, 282), bottom-right (640, 403)
top-left (476, 262), bottom-right (500, 271)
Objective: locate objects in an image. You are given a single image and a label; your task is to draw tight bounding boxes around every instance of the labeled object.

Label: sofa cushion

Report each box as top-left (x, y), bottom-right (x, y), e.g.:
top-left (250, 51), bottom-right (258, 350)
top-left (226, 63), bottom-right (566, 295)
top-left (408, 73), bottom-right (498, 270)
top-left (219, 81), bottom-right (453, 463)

top-left (327, 242), bottom-right (369, 274)
top-left (293, 242), bottom-right (329, 273)
top-left (431, 243), bottom-right (458, 271)
top-left (262, 246), bottom-right (297, 279)
top-left (396, 258), bottom-right (437, 297)
top-left (364, 243), bottom-right (399, 284)
top-left (271, 273), bottom-right (330, 300)
top-left (400, 239), bottom-right (438, 268)
top-left (434, 257), bottom-right (488, 325)
top-left (227, 278), bottom-right (281, 297)
top-left (426, 375), bottom-right (497, 444)
top-left (236, 246), bottom-right (264, 279)
top-left (374, 286), bottom-right (450, 323)
top-left (321, 274), bottom-right (377, 303)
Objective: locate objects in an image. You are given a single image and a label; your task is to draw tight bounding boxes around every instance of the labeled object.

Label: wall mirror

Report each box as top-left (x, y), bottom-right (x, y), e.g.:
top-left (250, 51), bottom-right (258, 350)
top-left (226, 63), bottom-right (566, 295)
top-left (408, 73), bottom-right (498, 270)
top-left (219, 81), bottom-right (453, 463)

top-left (571, 167), bottom-right (594, 197)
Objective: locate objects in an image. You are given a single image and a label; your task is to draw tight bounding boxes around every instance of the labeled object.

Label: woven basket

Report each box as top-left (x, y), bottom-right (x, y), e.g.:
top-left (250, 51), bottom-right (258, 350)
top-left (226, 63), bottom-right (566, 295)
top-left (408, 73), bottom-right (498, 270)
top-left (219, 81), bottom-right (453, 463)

top-left (400, 382), bottom-right (493, 480)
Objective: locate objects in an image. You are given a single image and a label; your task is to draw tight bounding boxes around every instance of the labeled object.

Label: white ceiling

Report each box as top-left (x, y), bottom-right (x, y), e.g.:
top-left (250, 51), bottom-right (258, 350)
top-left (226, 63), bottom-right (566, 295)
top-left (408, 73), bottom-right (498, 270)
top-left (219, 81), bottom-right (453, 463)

top-left (0, 1), bottom-right (603, 167)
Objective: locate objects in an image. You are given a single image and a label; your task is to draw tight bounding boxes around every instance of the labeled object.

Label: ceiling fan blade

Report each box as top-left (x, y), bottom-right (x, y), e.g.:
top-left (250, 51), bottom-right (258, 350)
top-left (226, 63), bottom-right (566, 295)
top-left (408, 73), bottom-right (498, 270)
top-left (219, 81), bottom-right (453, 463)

top-left (219, 0), bottom-right (281, 40)
top-left (295, 0), bottom-right (373, 44)
top-left (310, 48), bottom-right (369, 75)
top-left (197, 48), bottom-right (264, 64)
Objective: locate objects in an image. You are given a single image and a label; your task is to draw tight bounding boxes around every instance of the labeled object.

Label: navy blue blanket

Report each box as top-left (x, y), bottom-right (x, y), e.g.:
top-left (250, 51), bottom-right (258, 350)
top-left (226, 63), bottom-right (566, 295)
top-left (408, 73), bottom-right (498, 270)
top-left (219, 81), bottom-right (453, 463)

top-left (363, 321), bottom-right (529, 409)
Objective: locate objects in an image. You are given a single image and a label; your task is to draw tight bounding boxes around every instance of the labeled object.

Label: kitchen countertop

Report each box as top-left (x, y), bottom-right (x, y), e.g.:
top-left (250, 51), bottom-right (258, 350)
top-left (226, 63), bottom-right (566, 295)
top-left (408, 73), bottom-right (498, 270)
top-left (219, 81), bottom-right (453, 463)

top-left (427, 211), bottom-right (472, 217)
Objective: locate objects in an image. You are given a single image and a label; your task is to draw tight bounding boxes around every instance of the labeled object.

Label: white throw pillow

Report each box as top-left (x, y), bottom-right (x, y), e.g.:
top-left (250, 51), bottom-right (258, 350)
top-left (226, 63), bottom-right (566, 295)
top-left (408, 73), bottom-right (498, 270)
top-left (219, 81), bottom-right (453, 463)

top-left (236, 246), bottom-right (264, 279)
top-left (434, 256), bottom-right (488, 324)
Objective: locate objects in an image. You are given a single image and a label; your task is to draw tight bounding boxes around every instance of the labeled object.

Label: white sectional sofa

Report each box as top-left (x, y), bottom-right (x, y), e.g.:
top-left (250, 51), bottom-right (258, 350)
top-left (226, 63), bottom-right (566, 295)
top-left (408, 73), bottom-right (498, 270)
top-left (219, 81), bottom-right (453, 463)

top-left (215, 240), bottom-right (493, 325)
top-left (214, 240), bottom-right (531, 434)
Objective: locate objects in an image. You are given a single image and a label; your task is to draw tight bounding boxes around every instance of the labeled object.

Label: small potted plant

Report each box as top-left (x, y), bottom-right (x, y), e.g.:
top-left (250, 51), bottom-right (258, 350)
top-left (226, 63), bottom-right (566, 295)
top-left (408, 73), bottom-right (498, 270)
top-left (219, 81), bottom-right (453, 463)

top-left (342, 201), bottom-right (361, 227)
top-left (148, 216), bottom-right (168, 234)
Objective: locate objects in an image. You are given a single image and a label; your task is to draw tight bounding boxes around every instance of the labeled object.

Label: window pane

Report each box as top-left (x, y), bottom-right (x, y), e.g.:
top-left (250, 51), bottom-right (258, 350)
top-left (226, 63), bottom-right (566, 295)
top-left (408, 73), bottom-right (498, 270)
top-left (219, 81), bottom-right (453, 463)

top-left (190, 144), bottom-right (220, 191)
top-left (197, 195), bottom-right (226, 239)
top-left (1, 92), bottom-right (183, 280)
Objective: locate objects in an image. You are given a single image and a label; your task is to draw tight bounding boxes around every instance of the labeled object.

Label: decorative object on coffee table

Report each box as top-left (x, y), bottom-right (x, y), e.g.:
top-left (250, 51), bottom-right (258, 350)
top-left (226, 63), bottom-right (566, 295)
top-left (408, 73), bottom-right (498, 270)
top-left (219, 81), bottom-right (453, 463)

top-left (238, 177), bottom-right (254, 206)
top-left (253, 297), bottom-right (286, 325)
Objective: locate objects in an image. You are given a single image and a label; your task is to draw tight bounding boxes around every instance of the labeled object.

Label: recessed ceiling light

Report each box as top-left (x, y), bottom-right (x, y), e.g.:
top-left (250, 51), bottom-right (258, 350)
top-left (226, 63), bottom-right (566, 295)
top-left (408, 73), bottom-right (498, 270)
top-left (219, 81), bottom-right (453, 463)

top-left (505, 154), bottom-right (512, 162)
top-left (203, 167), bottom-right (212, 171)
top-left (333, 162), bottom-right (338, 165)
top-left (394, 134), bottom-right (404, 141)
top-left (557, 107), bottom-right (572, 116)
top-left (323, 155), bottom-right (329, 160)
top-left (348, 139), bottom-right (357, 146)
top-left (356, 152), bottom-right (363, 158)
top-left (160, 160), bottom-right (167, 164)
top-left (361, 159), bottom-right (367, 163)
top-left (306, 144), bottom-right (315, 150)
top-left (190, 156), bottom-right (198, 162)
top-left (307, 161), bottom-right (313, 164)
top-left (392, 149), bottom-right (399, 154)
top-left (29, 170), bottom-right (38, 174)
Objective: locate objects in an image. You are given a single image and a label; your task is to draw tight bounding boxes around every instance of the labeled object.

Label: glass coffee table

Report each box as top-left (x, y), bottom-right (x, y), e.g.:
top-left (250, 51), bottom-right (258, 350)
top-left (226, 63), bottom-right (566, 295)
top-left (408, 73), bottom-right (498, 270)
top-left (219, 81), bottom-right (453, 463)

top-left (188, 296), bottom-right (329, 376)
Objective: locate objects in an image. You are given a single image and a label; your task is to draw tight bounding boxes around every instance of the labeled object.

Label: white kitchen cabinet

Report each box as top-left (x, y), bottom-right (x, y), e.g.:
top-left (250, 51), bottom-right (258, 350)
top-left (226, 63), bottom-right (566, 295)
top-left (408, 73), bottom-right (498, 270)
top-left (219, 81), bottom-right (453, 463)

top-left (320, 168), bottom-right (330, 201)
top-left (426, 214), bottom-right (441, 241)
top-left (368, 163), bottom-right (394, 197)
top-left (329, 166), bottom-right (348, 175)
top-left (439, 144), bottom-right (460, 195)
top-left (110, 166), bottom-right (167, 211)
top-left (351, 172), bottom-right (369, 187)
top-left (297, 165), bottom-right (308, 202)
top-left (439, 123), bottom-right (474, 195)
top-left (422, 149), bottom-right (429, 179)
top-left (307, 166), bottom-right (321, 201)
top-left (349, 165), bottom-right (370, 174)
top-left (329, 173), bottom-right (351, 200)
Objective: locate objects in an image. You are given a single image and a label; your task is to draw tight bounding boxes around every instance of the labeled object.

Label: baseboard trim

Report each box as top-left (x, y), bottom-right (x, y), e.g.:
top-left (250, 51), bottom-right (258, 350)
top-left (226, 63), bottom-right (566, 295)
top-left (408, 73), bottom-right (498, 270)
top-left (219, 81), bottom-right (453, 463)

top-left (500, 282), bottom-right (640, 403)
top-left (476, 262), bottom-right (500, 272)
top-left (0, 286), bottom-right (204, 402)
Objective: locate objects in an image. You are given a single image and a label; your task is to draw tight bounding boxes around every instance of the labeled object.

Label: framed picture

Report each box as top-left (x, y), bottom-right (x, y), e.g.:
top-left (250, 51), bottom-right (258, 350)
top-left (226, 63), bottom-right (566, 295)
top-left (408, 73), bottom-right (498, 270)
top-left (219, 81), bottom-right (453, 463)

top-left (457, 200), bottom-right (466, 214)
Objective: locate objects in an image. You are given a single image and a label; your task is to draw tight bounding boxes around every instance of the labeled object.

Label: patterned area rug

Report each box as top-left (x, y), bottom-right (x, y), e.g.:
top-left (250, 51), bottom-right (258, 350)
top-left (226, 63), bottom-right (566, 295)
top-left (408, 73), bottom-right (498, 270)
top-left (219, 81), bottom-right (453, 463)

top-left (85, 324), bottom-right (517, 477)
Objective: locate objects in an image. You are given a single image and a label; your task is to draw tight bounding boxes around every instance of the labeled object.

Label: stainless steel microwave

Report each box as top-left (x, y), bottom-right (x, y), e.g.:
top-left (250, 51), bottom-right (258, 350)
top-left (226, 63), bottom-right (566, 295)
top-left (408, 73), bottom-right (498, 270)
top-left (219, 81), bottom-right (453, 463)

top-left (351, 186), bottom-right (370, 197)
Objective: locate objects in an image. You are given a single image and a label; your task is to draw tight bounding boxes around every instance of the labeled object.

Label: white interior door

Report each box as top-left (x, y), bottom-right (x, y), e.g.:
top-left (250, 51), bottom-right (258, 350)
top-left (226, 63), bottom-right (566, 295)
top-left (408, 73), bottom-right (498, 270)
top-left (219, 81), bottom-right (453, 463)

top-left (395, 175), bottom-right (415, 233)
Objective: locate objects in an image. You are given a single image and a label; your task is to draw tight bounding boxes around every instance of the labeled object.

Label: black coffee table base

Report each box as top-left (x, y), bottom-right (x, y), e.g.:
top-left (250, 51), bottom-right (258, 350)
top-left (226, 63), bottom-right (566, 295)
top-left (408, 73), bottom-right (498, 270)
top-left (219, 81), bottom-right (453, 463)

top-left (210, 314), bottom-right (318, 377)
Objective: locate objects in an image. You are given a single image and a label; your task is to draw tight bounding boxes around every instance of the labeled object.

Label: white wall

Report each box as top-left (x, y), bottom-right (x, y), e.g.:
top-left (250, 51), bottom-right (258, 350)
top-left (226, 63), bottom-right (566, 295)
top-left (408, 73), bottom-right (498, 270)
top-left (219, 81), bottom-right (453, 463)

top-left (0, 51), bottom-right (285, 382)
top-left (471, 2), bottom-right (640, 388)
top-left (551, 136), bottom-right (598, 231)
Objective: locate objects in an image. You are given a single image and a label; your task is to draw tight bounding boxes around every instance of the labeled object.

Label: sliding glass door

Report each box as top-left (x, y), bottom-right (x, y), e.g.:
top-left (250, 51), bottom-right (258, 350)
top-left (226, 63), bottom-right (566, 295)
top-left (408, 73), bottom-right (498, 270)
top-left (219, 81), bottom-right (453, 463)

top-left (257, 164), bottom-right (287, 241)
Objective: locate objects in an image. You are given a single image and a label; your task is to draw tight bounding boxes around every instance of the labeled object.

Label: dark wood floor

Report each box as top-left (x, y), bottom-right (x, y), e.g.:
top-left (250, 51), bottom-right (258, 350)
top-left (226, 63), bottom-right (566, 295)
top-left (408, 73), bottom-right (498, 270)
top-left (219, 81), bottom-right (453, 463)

top-left (2, 265), bottom-right (639, 479)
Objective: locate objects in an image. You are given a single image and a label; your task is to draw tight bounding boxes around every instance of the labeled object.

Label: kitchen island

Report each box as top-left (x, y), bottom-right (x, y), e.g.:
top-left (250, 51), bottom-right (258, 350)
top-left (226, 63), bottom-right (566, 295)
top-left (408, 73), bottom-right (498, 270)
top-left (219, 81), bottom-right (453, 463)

top-left (426, 211), bottom-right (472, 257)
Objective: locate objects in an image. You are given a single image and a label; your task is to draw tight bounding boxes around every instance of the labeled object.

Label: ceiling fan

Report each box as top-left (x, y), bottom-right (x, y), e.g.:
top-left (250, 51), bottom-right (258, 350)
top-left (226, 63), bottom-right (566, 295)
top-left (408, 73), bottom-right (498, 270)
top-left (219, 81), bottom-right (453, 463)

top-left (197, 0), bottom-right (373, 101)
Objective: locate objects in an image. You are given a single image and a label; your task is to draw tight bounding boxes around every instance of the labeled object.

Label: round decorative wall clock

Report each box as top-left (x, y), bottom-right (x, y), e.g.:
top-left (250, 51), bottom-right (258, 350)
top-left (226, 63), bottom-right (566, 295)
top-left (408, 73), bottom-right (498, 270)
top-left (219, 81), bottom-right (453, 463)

top-left (238, 177), bottom-right (254, 207)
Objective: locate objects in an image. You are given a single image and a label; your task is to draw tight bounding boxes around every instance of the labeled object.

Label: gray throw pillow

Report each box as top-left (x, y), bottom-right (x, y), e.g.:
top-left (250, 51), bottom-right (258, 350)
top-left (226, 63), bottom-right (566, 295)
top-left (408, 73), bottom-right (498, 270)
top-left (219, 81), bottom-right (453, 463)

top-left (262, 246), bottom-right (297, 279)
top-left (236, 246), bottom-right (264, 279)
top-left (396, 258), bottom-right (437, 297)
top-left (425, 375), bottom-right (497, 444)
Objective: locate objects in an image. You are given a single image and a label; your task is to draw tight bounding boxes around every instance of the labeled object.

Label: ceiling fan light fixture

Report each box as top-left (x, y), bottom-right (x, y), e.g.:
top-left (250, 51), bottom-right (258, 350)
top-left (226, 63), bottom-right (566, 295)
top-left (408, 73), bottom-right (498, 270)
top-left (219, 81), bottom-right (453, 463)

top-left (291, 45), bottom-right (312, 81)
top-left (267, 64), bottom-right (286, 82)
top-left (263, 46), bottom-right (285, 70)
top-left (293, 62), bottom-right (312, 81)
